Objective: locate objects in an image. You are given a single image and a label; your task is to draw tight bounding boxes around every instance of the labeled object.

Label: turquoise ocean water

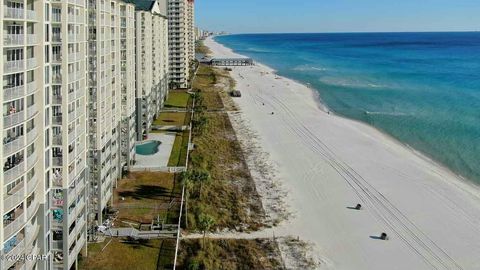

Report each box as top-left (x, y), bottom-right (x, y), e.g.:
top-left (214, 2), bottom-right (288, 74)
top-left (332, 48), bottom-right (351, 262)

top-left (215, 33), bottom-right (480, 184)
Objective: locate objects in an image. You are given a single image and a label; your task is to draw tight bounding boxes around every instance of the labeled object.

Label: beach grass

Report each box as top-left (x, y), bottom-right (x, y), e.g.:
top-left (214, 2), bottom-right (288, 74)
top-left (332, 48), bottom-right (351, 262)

top-left (79, 239), bottom-right (165, 270)
top-left (196, 40), bottom-right (212, 56)
top-left (113, 172), bottom-right (180, 225)
top-left (176, 238), bottom-right (284, 270)
top-left (184, 64), bottom-right (264, 231)
top-left (168, 131), bottom-right (190, 167)
top-left (165, 91), bottom-right (191, 109)
top-left (193, 64), bottom-right (236, 110)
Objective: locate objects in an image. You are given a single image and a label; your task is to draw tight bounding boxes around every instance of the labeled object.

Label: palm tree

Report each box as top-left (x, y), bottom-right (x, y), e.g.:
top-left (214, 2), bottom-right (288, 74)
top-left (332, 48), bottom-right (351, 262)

top-left (192, 169), bottom-right (210, 197)
top-left (180, 171), bottom-right (194, 229)
top-left (198, 214), bottom-right (215, 248)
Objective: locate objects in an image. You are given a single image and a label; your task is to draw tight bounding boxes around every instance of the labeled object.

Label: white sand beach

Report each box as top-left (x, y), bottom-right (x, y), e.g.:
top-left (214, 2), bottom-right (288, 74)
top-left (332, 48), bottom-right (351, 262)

top-left (205, 37), bottom-right (480, 270)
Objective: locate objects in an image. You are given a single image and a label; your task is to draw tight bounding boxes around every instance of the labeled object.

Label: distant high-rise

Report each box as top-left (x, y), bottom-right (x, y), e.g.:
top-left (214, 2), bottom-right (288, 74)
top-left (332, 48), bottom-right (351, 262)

top-left (166, 0), bottom-right (195, 89)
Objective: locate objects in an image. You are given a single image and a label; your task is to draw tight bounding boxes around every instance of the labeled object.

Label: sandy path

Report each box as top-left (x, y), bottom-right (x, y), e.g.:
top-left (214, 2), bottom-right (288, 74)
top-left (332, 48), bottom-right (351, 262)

top-left (204, 37), bottom-right (480, 270)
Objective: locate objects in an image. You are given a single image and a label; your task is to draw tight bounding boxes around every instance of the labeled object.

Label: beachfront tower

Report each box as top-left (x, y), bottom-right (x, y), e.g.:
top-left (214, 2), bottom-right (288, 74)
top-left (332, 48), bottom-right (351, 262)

top-left (166, 0), bottom-right (195, 89)
top-left (127, 0), bottom-right (169, 141)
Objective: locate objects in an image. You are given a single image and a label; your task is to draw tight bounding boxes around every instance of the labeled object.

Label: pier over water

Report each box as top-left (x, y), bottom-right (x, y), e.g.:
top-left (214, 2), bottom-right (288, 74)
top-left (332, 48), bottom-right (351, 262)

top-left (202, 58), bottom-right (254, 66)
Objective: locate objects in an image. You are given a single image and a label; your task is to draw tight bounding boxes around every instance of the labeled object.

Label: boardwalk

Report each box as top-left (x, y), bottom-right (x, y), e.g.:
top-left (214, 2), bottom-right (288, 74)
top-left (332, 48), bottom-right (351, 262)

top-left (210, 58), bottom-right (254, 66)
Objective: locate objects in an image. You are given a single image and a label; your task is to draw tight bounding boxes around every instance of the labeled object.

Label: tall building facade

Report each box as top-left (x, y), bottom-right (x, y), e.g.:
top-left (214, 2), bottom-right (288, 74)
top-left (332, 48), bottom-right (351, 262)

top-left (167, 0), bottom-right (194, 89)
top-left (130, 0), bottom-right (169, 140)
top-left (1, 0), bottom-right (136, 269)
top-left (86, 0), bottom-right (135, 229)
top-left (1, 0), bottom-right (173, 269)
top-left (1, 0), bottom-right (89, 269)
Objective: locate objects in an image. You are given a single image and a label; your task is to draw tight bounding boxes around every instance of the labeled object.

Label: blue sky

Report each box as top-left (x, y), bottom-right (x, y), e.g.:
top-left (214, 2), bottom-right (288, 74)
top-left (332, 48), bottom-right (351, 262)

top-left (196, 0), bottom-right (480, 33)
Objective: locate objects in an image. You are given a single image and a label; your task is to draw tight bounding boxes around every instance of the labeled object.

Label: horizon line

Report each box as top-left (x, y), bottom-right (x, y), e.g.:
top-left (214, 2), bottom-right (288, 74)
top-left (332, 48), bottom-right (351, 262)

top-left (213, 30), bottom-right (480, 35)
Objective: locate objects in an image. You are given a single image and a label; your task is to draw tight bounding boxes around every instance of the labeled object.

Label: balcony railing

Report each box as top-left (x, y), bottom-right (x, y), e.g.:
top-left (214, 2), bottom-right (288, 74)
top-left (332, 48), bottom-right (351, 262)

top-left (27, 197), bottom-right (39, 219)
top-left (4, 160), bottom-right (25, 184)
top-left (26, 81), bottom-right (37, 95)
top-left (26, 58), bottom-right (36, 69)
top-left (27, 127), bottom-right (38, 144)
top-left (52, 157), bottom-right (63, 167)
top-left (4, 111), bottom-right (25, 128)
top-left (3, 135), bottom-right (25, 156)
top-left (4, 60), bottom-right (24, 73)
top-left (26, 34), bottom-right (37, 44)
top-left (52, 115), bottom-right (62, 125)
top-left (26, 10), bottom-right (36, 20)
top-left (4, 85), bottom-right (25, 101)
top-left (4, 34), bottom-right (24, 46)
top-left (27, 175), bottom-right (39, 195)
top-left (4, 239), bottom-right (25, 269)
top-left (4, 211), bottom-right (26, 239)
top-left (27, 105), bottom-right (38, 119)
top-left (3, 184), bottom-right (25, 212)
top-left (4, 7), bottom-right (24, 19)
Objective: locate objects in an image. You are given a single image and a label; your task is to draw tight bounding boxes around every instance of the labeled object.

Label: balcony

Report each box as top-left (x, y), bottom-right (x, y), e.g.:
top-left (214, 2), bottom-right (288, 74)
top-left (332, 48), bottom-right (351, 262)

top-left (26, 10), bottom-right (36, 20)
top-left (4, 160), bottom-right (25, 184)
top-left (4, 34), bottom-right (24, 46)
top-left (26, 105), bottom-right (38, 119)
top-left (4, 85), bottom-right (25, 101)
top-left (26, 34), bottom-right (37, 44)
top-left (3, 135), bottom-right (25, 156)
top-left (3, 183), bottom-right (25, 212)
top-left (26, 127), bottom-right (38, 144)
top-left (4, 211), bottom-right (26, 239)
top-left (52, 95), bottom-right (62, 105)
top-left (52, 157), bottom-right (63, 167)
top-left (26, 152), bottom-right (37, 170)
top-left (52, 14), bottom-right (61, 23)
top-left (4, 239), bottom-right (25, 269)
top-left (68, 53), bottom-right (77, 62)
top-left (52, 34), bottom-right (61, 42)
top-left (27, 175), bottom-right (39, 195)
top-left (26, 58), bottom-right (37, 69)
top-left (52, 74), bottom-right (62, 84)
top-left (52, 115), bottom-right (62, 125)
top-left (53, 134), bottom-right (62, 145)
top-left (4, 111), bottom-right (25, 128)
top-left (4, 7), bottom-right (24, 19)
top-left (4, 60), bottom-right (24, 73)
top-left (26, 197), bottom-right (39, 219)
top-left (25, 220), bottom-right (40, 244)
top-left (26, 81), bottom-right (37, 95)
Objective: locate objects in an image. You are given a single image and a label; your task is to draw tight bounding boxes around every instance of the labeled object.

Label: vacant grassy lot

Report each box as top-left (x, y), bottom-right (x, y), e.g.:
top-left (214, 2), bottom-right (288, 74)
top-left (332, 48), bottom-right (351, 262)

top-left (79, 239), bottom-right (163, 270)
top-left (164, 91), bottom-right (191, 109)
top-left (168, 131), bottom-right (190, 167)
top-left (114, 172), bottom-right (180, 225)
top-left (153, 112), bottom-right (188, 126)
top-left (176, 238), bottom-right (284, 270)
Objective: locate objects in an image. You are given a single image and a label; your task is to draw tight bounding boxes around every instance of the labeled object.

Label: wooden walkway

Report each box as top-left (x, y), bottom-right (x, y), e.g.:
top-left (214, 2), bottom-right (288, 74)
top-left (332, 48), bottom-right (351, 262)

top-left (208, 58), bottom-right (254, 66)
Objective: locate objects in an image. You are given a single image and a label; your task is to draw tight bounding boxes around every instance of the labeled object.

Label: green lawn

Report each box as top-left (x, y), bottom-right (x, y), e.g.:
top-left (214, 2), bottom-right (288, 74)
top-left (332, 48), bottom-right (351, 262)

top-left (153, 112), bottom-right (188, 126)
top-left (114, 172), bottom-right (176, 224)
top-left (168, 131), bottom-right (189, 167)
top-left (164, 91), bottom-right (190, 108)
top-left (79, 239), bottom-right (165, 270)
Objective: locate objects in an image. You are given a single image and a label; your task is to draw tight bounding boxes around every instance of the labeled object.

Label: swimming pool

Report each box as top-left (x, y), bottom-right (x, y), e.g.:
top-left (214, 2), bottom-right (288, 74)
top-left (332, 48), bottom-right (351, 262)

top-left (135, 141), bottom-right (161, 155)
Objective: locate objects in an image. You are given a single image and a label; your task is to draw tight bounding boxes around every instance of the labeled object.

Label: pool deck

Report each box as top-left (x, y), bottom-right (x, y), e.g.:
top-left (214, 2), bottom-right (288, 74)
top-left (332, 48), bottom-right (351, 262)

top-left (133, 133), bottom-right (176, 170)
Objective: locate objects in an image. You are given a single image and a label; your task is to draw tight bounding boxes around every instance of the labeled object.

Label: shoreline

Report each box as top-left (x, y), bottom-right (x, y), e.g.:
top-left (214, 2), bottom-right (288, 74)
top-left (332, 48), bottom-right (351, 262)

top-left (205, 36), bottom-right (480, 270)
top-left (211, 36), bottom-right (479, 193)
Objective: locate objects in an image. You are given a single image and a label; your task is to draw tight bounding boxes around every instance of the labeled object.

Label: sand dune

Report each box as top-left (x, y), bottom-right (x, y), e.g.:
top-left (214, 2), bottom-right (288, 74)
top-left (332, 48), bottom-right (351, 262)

top-left (205, 37), bottom-right (480, 270)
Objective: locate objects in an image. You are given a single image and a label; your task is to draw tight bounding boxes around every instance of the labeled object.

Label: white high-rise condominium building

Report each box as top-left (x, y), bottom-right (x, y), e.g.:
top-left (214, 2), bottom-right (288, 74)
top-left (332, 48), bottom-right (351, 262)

top-left (86, 0), bottom-right (135, 229)
top-left (167, 0), bottom-right (194, 89)
top-left (1, 0), bottom-right (136, 269)
top-left (130, 0), bottom-right (169, 140)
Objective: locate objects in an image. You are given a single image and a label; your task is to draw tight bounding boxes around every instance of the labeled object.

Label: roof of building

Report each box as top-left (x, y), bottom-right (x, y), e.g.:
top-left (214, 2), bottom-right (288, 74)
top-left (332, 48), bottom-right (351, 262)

top-left (124, 0), bottom-right (155, 11)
